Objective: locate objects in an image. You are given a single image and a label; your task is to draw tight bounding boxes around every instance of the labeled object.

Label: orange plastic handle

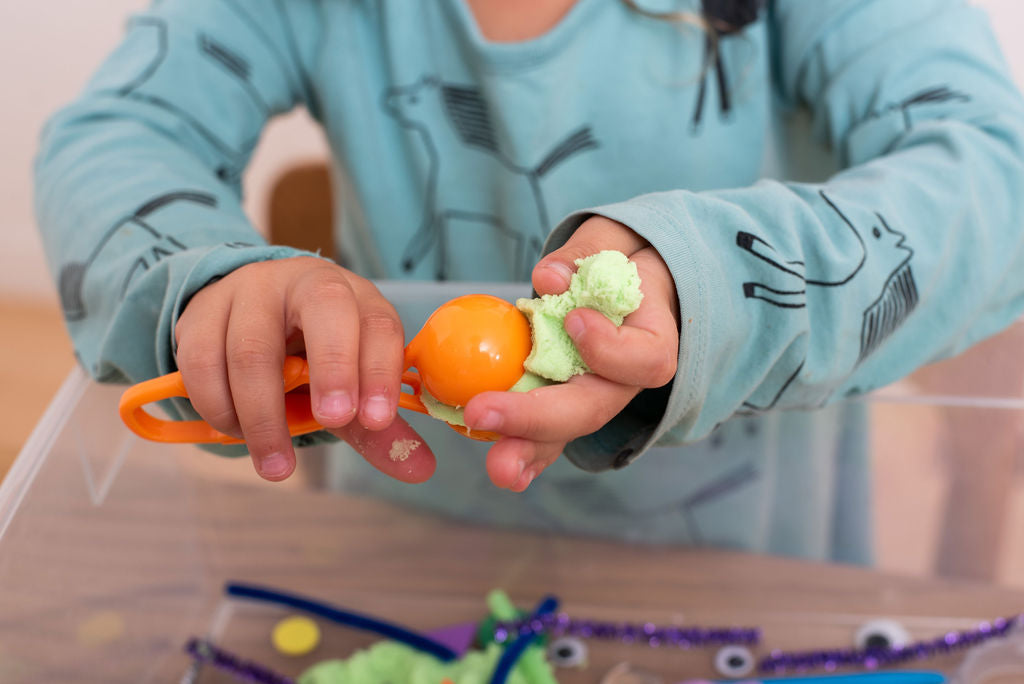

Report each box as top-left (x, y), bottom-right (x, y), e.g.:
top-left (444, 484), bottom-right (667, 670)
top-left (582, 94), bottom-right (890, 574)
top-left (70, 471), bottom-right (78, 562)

top-left (118, 355), bottom-right (499, 443)
top-left (397, 368), bottom-right (428, 415)
top-left (118, 356), bottom-right (322, 444)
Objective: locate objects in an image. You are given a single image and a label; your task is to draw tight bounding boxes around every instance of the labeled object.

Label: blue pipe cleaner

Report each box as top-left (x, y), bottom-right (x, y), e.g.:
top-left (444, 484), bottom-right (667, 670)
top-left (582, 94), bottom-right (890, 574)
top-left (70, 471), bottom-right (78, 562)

top-left (489, 595), bottom-right (560, 684)
top-left (225, 582), bottom-right (458, 662)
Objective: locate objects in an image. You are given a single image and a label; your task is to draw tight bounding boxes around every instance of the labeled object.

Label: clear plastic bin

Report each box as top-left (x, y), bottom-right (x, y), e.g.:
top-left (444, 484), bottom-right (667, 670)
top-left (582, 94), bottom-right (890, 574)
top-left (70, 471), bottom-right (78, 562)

top-left (0, 282), bottom-right (1022, 683)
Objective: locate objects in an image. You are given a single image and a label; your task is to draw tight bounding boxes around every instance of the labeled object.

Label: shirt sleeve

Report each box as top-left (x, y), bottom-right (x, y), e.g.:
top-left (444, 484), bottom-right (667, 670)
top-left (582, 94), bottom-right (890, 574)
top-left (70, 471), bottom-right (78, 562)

top-left (548, 0), bottom-right (1024, 472)
top-left (34, 0), bottom-right (326, 389)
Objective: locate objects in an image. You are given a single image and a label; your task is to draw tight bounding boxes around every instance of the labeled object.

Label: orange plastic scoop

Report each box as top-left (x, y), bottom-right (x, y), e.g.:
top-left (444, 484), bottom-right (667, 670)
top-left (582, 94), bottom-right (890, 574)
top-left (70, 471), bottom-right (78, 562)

top-left (119, 294), bottom-right (532, 444)
top-left (398, 294), bottom-right (532, 441)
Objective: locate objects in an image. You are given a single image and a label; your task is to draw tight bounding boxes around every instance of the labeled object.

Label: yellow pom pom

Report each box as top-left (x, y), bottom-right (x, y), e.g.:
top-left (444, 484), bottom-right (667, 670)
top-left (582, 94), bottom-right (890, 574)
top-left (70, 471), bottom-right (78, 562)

top-left (271, 615), bottom-right (321, 656)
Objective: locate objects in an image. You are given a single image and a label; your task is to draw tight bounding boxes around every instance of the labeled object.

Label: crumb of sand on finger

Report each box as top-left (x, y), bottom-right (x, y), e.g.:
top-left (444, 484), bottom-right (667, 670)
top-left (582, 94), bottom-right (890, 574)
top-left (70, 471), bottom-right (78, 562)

top-left (389, 438), bottom-right (421, 463)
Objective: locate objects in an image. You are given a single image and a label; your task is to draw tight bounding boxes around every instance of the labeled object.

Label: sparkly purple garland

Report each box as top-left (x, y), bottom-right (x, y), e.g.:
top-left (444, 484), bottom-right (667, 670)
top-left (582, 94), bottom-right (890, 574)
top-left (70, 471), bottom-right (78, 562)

top-left (493, 612), bottom-right (1024, 675)
top-left (493, 612), bottom-right (760, 649)
top-left (185, 638), bottom-right (295, 684)
top-left (758, 614), bottom-right (1024, 674)
top-left (184, 610), bottom-right (1023, 681)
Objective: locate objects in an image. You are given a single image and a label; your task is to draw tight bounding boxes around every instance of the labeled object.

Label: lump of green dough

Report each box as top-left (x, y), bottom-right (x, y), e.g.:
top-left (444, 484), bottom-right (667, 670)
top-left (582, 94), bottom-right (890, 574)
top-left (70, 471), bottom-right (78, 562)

top-left (420, 371), bottom-right (552, 427)
top-left (299, 590), bottom-right (558, 684)
top-left (298, 634), bottom-right (551, 684)
top-left (517, 250), bottom-right (642, 382)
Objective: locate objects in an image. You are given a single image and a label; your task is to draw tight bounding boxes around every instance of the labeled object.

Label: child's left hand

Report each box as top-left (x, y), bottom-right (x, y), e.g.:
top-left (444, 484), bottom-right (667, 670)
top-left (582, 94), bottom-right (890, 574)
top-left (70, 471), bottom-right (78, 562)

top-left (462, 217), bottom-right (680, 491)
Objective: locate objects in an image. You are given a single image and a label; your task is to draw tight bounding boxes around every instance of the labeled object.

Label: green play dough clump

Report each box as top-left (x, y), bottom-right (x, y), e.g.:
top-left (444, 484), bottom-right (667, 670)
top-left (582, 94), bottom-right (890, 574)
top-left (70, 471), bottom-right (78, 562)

top-left (517, 250), bottom-right (642, 382)
top-left (420, 372), bottom-right (551, 427)
top-left (298, 640), bottom-right (540, 684)
top-left (299, 590), bottom-right (557, 684)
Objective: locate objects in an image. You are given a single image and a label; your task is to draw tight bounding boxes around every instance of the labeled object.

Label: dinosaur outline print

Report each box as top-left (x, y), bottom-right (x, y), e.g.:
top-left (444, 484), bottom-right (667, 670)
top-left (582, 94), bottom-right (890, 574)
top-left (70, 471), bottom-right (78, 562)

top-left (58, 4), bottom-right (283, 323)
top-left (101, 11), bottom-right (272, 184)
top-left (57, 191), bottom-right (247, 322)
top-left (382, 76), bottom-right (599, 280)
top-left (736, 190), bottom-right (918, 412)
top-left (734, 83), bottom-right (972, 412)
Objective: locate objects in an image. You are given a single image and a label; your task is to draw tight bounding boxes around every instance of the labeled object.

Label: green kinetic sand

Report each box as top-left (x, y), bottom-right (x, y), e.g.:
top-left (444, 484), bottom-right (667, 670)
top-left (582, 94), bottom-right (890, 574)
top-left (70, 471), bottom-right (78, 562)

top-left (298, 590), bottom-right (557, 684)
top-left (297, 641), bottom-right (533, 684)
top-left (420, 371), bottom-right (551, 427)
top-left (516, 250), bottom-right (643, 383)
top-left (420, 251), bottom-right (642, 427)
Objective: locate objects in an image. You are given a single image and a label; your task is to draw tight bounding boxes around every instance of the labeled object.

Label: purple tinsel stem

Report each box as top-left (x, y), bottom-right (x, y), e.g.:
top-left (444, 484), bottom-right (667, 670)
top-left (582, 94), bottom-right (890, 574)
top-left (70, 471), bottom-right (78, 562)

top-left (493, 612), bottom-right (760, 648)
top-left (758, 614), bottom-right (1024, 674)
top-left (186, 638), bottom-right (296, 684)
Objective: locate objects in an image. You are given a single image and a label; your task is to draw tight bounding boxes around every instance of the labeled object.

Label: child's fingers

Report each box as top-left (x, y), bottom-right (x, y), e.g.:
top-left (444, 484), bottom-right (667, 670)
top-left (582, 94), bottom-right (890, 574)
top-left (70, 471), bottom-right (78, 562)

top-left (631, 244), bottom-right (680, 322)
top-left (330, 416), bottom-right (436, 483)
top-left (532, 216), bottom-right (648, 295)
top-left (565, 247), bottom-right (679, 388)
top-left (484, 437), bottom-right (528, 488)
top-left (351, 281), bottom-right (406, 430)
top-left (292, 272), bottom-right (362, 429)
top-left (176, 292), bottom-right (241, 440)
top-left (225, 293), bottom-right (295, 482)
top-left (464, 374), bottom-right (638, 444)
top-left (566, 308), bottom-right (677, 388)
top-left (485, 437), bottom-right (562, 491)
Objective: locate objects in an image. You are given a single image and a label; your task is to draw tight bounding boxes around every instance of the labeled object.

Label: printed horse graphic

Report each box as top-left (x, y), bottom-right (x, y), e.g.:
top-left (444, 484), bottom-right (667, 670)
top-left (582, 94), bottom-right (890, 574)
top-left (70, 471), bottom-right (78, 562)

top-left (736, 191), bottom-right (918, 410)
top-left (382, 76), bottom-right (598, 279)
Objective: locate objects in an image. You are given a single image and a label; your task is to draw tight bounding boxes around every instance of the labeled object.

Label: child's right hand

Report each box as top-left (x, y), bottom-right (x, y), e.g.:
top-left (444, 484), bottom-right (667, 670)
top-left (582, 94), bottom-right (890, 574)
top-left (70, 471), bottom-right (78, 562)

top-left (173, 256), bottom-right (436, 483)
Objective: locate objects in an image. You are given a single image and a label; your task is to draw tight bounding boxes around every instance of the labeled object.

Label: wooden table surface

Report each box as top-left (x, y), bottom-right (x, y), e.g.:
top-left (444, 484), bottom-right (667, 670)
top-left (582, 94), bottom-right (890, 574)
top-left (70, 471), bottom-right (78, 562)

top-left (0, 422), bottom-right (1020, 683)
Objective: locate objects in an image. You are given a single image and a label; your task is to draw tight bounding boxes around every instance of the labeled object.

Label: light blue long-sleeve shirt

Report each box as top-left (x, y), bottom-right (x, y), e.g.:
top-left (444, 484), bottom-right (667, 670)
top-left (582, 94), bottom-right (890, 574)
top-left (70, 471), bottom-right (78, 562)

top-left (35, 0), bottom-right (1024, 561)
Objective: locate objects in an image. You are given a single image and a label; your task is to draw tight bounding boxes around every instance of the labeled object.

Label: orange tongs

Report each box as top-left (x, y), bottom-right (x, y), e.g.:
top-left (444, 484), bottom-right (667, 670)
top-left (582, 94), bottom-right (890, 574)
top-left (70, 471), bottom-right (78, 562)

top-left (118, 294), bottom-right (532, 444)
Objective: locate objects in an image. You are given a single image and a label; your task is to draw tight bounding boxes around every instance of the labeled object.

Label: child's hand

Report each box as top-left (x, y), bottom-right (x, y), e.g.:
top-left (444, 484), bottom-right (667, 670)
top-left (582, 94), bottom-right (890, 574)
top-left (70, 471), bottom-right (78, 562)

top-left (174, 256), bottom-right (436, 483)
top-left (463, 218), bottom-right (680, 491)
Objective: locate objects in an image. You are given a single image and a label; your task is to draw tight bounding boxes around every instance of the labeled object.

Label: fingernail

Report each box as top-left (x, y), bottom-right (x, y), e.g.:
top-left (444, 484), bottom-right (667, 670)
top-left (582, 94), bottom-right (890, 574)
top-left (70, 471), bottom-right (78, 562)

top-left (564, 314), bottom-right (585, 340)
top-left (260, 452), bottom-right (291, 479)
top-left (319, 391), bottom-right (353, 421)
top-left (504, 460), bottom-right (526, 489)
top-left (473, 410), bottom-right (503, 431)
top-left (364, 395), bottom-right (392, 423)
top-left (514, 468), bottom-right (535, 490)
top-left (544, 262), bottom-right (573, 287)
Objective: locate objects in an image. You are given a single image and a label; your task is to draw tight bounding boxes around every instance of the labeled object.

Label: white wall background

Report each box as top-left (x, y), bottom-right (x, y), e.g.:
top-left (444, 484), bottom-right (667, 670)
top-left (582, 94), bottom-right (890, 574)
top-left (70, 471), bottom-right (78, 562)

top-left (1, 1), bottom-right (1022, 302)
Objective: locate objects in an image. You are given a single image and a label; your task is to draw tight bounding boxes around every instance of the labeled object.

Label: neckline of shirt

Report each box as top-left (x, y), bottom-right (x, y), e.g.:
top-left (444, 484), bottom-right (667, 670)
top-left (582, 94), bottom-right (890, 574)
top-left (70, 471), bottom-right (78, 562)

top-left (443, 0), bottom-right (604, 70)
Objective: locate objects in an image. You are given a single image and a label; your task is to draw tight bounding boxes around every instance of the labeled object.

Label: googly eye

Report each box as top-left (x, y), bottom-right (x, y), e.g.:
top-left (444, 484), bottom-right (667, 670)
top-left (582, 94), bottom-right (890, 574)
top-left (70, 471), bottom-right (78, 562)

top-left (714, 644), bottom-right (754, 678)
top-left (547, 636), bottom-right (588, 668)
top-left (855, 618), bottom-right (911, 651)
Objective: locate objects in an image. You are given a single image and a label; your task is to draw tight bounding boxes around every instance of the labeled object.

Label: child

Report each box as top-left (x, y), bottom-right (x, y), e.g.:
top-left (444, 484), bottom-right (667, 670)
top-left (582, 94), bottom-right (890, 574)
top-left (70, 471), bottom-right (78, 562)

top-left (35, 0), bottom-right (1024, 560)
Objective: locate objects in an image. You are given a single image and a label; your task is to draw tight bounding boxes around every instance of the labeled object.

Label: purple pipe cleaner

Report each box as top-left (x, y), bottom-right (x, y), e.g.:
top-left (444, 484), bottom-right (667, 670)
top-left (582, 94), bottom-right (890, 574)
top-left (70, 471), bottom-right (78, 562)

top-left (492, 612), bottom-right (760, 649)
top-left (758, 614), bottom-right (1024, 674)
top-left (186, 638), bottom-right (295, 684)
